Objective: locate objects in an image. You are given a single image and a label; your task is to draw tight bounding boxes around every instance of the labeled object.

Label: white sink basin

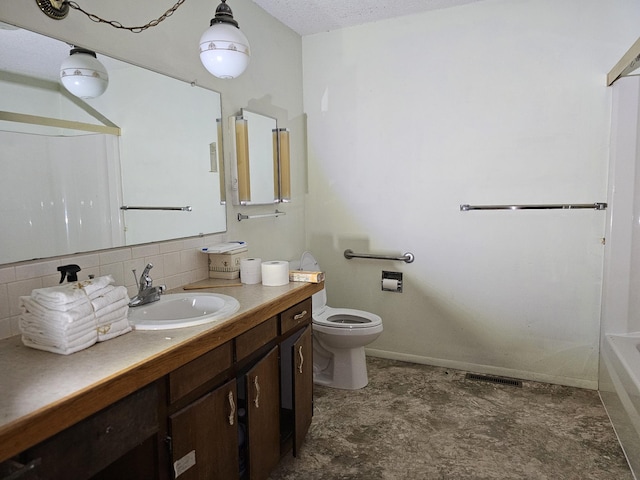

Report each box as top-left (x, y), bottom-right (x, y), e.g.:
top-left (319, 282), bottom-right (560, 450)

top-left (128, 293), bottom-right (240, 330)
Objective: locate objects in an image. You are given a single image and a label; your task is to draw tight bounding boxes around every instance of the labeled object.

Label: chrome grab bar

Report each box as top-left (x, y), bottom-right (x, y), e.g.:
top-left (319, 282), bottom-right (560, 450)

top-left (344, 249), bottom-right (415, 263)
top-left (121, 205), bottom-right (192, 211)
top-left (460, 202), bottom-right (607, 211)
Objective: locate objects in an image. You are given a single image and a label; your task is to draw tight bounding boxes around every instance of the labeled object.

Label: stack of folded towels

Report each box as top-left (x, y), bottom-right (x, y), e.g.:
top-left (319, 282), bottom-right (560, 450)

top-left (19, 274), bottom-right (132, 355)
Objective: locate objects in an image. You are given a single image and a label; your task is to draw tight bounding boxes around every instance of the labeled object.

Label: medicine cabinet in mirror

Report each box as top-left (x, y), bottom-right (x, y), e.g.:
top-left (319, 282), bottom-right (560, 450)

top-left (0, 26), bottom-right (226, 265)
top-left (229, 109), bottom-right (290, 205)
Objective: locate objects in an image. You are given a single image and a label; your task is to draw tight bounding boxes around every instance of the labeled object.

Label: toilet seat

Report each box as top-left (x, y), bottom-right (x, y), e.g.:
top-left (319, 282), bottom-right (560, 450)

top-left (313, 306), bottom-right (382, 329)
top-left (296, 251), bottom-right (383, 331)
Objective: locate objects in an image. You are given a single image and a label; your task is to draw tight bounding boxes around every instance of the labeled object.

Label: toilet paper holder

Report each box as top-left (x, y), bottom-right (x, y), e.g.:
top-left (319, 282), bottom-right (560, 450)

top-left (382, 271), bottom-right (403, 293)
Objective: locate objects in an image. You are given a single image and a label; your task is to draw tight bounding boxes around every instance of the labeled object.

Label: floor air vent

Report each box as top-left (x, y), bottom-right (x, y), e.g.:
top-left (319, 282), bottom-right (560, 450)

top-left (465, 373), bottom-right (523, 388)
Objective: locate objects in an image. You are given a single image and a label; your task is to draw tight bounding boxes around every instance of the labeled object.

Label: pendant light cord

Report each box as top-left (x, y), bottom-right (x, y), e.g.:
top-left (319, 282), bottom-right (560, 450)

top-left (65, 0), bottom-right (187, 33)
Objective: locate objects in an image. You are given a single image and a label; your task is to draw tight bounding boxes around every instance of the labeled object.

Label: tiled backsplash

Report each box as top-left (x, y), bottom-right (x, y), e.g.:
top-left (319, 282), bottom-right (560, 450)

top-left (0, 234), bottom-right (226, 340)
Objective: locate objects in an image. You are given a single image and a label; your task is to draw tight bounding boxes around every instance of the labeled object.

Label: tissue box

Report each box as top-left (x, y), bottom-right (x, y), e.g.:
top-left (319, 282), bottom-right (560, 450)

top-left (289, 270), bottom-right (325, 283)
top-left (208, 248), bottom-right (248, 279)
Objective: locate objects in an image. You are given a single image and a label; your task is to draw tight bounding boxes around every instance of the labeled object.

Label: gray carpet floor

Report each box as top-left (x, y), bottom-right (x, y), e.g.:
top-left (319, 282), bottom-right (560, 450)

top-left (269, 357), bottom-right (631, 480)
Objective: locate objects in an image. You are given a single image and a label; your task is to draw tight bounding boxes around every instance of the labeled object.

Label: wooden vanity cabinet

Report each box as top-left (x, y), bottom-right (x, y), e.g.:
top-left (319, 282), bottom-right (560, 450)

top-left (3, 294), bottom-right (317, 480)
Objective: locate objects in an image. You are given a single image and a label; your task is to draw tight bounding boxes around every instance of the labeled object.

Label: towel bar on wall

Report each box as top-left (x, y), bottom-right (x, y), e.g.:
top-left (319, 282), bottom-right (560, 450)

top-left (237, 210), bottom-right (286, 221)
top-left (120, 205), bottom-right (192, 211)
top-left (344, 249), bottom-right (415, 263)
top-left (459, 202), bottom-right (607, 211)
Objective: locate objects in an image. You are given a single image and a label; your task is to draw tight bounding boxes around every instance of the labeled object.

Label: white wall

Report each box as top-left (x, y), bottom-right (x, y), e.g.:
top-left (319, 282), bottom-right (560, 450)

top-left (303, 0), bottom-right (640, 388)
top-left (0, 0), bottom-right (305, 338)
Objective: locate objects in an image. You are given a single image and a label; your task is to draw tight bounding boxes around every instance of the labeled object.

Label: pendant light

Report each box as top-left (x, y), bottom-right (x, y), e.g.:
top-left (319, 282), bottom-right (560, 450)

top-left (35, 0), bottom-right (250, 81)
top-left (59, 47), bottom-right (109, 99)
top-left (199, 0), bottom-right (250, 79)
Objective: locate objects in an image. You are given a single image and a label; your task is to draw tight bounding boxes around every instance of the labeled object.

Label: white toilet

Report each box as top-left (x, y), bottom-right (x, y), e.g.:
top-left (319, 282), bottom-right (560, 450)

top-left (295, 252), bottom-right (383, 390)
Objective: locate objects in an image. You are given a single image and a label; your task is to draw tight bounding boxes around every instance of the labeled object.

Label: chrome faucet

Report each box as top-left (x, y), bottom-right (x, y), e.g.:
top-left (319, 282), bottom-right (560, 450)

top-left (129, 263), bottom-right (166, 307)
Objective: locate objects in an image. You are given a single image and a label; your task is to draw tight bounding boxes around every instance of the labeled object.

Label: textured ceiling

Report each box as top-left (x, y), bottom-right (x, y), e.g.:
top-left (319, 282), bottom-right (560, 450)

top-left (0, 23), bottom-right (69, 82)
top-left (250, 0), bottom-right (488, 36)
top-left (0, 0), bottom-right (488, 80)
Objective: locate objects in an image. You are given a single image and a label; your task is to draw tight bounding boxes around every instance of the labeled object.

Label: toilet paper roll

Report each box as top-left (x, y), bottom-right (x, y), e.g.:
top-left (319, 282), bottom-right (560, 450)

top-left (261, 261), bottom-right (290, 286)
top-left (382, 278), bottom-right (399, 291)
top-left (240, 258), bottom-right (262, 285)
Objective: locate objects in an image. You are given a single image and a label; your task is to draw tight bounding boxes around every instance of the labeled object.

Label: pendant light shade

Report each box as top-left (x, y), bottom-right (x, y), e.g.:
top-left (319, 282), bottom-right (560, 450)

top-left (60, 47), bottom-right (109, 99)
top-left (199, 0), bottom-right (250, 79)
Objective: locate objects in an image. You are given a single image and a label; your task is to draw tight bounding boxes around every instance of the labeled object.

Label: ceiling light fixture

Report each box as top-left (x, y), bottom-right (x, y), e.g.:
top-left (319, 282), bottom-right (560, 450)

top-left (60, 47), bottom-right (109, 98)
top-left (199, 0), bottom-right (250, 79)
top-left (34, 0), bottom-right (250, 79)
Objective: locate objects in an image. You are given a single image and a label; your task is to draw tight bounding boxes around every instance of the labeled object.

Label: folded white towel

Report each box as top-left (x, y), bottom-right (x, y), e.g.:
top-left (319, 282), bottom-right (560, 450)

top-left (91, 286), bottom-right (129, 312)
top-left (19, 312), bottom-right (95, 336)
top-left (20, 303), bottom-right (131, 343)
top-left (21, 331), bottom-right (97, 355)
top-left (31, 275), bottom-right (114, 308)
top-left (19, 317), bottom-right (96, 344)
top-left (96, 305), bottom-right (129, 325)
top-left (95, 297), bottom-right (130, 318)
top-left (20, 274), bottom-right (134, 355)
top-left (20, 297), bottom-right (94, 325)
top-left (97, 315), bottom-right (132, 342)
top-left (27, 295), bottom-right (89, 313)
top-left (88, 283), bottom-right (122, 299)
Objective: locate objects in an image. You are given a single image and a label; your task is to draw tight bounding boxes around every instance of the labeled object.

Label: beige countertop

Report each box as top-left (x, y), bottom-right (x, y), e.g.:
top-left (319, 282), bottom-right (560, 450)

top-left (0, 280), bottom-right (322, 463)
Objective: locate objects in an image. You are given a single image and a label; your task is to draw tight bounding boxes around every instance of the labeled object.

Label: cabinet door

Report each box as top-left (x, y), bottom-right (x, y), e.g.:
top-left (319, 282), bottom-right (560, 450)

top-left (245, 346), bottom-right (280, 480)
top-left (292, 326), bottom-right (313, 456)
top-left (169, 379), bottom-right (239, 480)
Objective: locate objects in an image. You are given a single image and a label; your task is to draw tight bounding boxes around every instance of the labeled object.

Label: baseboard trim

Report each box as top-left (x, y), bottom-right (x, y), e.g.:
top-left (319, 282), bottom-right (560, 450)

top-left (365, 348), bottom-right (598, 390)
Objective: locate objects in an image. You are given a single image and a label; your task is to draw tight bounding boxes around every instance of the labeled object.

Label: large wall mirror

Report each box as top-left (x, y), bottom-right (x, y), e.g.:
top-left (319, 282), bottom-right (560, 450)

top-left (0, 25), bottom-right (226, 265)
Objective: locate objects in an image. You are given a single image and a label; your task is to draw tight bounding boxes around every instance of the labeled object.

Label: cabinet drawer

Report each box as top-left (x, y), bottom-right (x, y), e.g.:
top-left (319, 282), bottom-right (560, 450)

top-left (169, 341), bottom-right (233, 404)
top-left (235, 316), bottom-right (278, 362)
top-left (280, 298), bottom-right (312, 335)
top-left (22, 383), bottom-right (158, 480)
top-left (0, 459), bottom-right (39, 480)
